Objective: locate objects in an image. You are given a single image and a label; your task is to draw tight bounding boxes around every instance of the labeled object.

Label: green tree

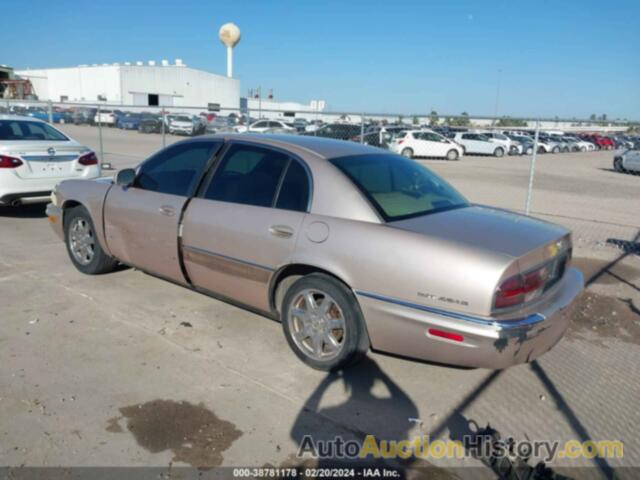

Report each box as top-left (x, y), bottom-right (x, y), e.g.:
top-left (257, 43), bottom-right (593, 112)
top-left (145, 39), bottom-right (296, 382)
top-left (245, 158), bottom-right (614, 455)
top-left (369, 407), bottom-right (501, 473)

top-left (450, 112), bottom-right (470, 127)
top-left (412, 116), bottom-right (420, 125)
top-left (429, 110), bottom-right (439, 126)
top-left (589, 114), bottom-right (597, 121)
top-left (496, 116), bottom-right (527, 127)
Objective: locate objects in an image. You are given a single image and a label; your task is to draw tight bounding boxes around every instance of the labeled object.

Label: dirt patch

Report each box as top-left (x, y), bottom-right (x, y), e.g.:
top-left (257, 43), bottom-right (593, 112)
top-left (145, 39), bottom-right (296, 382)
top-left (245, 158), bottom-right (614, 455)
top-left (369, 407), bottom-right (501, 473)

top-left (107, 399), bottom-right (242, 467)
top-left (572, 257), bottom-right (640, 288)
top-left (566, 291), bottom-right (640, 346)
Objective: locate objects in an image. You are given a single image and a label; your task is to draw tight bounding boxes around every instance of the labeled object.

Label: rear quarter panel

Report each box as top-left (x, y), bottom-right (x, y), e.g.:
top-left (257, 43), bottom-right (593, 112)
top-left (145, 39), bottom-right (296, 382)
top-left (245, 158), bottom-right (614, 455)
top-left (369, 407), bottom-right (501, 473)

top-left (293, 213), bottom-right (513, 317)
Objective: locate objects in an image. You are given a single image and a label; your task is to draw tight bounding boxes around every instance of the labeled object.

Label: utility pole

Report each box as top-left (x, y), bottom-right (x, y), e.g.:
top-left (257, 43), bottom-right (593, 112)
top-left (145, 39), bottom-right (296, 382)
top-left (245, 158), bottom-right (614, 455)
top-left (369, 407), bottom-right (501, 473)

top-left (493, 69), bottom-right (502, 125)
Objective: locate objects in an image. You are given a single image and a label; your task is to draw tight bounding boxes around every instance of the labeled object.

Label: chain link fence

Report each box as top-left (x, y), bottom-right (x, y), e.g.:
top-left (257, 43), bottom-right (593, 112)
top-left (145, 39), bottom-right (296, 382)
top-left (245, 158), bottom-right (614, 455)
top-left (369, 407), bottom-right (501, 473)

top-left (2, 99), bottom-right (638, 255)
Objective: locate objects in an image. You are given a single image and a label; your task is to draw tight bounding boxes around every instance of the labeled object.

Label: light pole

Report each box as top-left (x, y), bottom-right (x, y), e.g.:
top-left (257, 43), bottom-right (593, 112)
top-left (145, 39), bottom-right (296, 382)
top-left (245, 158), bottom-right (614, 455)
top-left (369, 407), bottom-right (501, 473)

top-left (493, 69), bottom-right (502, 124)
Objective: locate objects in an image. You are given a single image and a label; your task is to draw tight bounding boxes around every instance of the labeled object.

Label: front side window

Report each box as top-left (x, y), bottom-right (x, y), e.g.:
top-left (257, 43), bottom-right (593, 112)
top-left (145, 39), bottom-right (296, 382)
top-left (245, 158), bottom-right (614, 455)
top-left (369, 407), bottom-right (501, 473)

top-left (0, 120), bottom-right (68, 141)
top-left (330, 154), bottom-right (468, 221)
top-left (204, 144), bottom-right (289, 208)
top-left (136, 142), bottom-right (219, 196)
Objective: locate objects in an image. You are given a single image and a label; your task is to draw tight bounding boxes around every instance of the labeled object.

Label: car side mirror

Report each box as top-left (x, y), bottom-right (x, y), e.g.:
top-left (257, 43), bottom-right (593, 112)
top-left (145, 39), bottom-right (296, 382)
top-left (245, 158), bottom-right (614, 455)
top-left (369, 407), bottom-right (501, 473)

top-left (116, 168), bottom-right (136, 188)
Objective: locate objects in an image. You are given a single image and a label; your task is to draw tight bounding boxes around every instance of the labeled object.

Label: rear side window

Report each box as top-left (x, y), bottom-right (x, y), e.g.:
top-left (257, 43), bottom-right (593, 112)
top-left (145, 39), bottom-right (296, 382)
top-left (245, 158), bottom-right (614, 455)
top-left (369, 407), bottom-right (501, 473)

top-left (275, 160), bottom-right (310, 212)
top-left (204, 144), bottom-right (289, 208)
top-left (136, 142), bottom-right (219, 196)
top-left (0, 120), bottom-right (68, 141)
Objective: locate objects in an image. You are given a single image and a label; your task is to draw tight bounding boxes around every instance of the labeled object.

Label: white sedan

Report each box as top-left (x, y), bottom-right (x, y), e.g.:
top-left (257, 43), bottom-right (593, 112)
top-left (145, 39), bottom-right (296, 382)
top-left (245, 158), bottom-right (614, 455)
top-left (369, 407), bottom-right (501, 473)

top-left (236, 119), bottom-right (296, 134)
top-left (614, 149), bottom-right (640, 174)
top-left (453, 132), bottom-right (507, 156)
top-left (0, 115), bottom-right (100, 206)
top-left (390, 130), bottom-right (463, 160)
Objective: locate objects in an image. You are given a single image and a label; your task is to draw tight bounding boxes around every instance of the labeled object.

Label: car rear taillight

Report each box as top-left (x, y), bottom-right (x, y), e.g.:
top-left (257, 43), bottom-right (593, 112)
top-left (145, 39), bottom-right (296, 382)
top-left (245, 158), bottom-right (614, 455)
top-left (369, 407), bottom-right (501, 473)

top-left (494, 265), bottom-right (551, 309)
top-left (0, 155), bottom-right (23, 168)
top-left (397, 140), bottom-right (404, 144)
top-left (78, 152), bottom-right (98, 166)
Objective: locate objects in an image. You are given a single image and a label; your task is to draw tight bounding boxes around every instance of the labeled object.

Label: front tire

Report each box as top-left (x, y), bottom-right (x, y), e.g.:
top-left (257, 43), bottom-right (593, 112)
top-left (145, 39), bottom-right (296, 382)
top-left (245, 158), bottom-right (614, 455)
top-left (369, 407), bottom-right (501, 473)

top-left (65, 206), bottom-right (118, 275)
top-left (493, 147), bottom-right (505, 158)
top-left (281, 274), bottom-right (369, 371)
top-left (446, 149), bottom-right (459, 161)
top-left (614, 157), bottom-right (625, 173)
top-left (401, 148), bottom-right (414, 159)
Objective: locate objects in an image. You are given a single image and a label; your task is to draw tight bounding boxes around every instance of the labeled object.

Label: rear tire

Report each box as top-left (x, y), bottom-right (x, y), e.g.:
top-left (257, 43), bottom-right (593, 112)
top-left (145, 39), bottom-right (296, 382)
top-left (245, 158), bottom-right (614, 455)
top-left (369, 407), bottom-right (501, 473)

top-left (525, 147), bottom-right (534, 155)
top-left (493, 147), bottom-right (505, 158)
top-left (614, 157), bottom-right (625, 173)
top-left (401, 148), bottom-right (414, 159)
top-left (65, 206), bottom-right (118, 275)
top-left (446, 149), bottom-right (459, 161)
top-left (552, 146), bottom-right (560, 154)
top-left (281, 274), bottom-right (369, 371)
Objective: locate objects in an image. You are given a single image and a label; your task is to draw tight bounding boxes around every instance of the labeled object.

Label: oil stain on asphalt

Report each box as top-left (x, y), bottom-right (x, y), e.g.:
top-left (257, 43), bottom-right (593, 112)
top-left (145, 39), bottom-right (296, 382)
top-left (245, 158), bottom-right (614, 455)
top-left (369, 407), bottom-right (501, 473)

top-left (107, 399), bottom-right (242, 467)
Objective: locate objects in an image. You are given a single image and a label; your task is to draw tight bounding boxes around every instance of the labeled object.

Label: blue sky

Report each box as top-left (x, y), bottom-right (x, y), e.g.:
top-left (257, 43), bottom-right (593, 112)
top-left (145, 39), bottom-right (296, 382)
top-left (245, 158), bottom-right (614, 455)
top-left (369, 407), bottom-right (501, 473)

top-left (2, 0), bottom-right (639, 119)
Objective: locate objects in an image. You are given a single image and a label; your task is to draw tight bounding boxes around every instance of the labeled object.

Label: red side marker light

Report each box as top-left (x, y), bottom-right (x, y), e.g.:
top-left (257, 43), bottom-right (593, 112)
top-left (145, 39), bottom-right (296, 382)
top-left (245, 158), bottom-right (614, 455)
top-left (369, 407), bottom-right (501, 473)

top-left (428, 328), bottom-right (464, 342)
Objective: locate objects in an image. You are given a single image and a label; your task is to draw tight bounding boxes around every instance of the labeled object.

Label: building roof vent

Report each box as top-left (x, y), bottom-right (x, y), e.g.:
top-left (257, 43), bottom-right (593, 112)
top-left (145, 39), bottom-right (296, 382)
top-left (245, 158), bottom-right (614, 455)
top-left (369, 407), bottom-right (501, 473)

top-left (161, 59), bottom-right (169, 66)
top-left (124, 62), bottom-right (131, 66)
top-left (175, 58), bottom-right (184, 67)
top-left (136, 61), bottom-right (143, 66)
top-left (148, 60), bottom-right (156, 66)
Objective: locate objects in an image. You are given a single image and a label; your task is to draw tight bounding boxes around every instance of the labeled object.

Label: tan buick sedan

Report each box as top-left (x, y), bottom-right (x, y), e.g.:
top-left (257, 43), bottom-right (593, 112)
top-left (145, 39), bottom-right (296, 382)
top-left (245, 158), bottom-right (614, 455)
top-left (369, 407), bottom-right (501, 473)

top-left (47, 134), bottom-right (583, 371)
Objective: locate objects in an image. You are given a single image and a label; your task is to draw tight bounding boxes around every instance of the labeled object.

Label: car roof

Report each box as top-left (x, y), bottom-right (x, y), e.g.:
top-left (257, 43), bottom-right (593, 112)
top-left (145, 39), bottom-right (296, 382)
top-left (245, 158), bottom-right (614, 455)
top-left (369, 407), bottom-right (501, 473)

top-left (185, 133), bottom-right (386, 159)
top-left (0, 114), bottom-right (46, 122)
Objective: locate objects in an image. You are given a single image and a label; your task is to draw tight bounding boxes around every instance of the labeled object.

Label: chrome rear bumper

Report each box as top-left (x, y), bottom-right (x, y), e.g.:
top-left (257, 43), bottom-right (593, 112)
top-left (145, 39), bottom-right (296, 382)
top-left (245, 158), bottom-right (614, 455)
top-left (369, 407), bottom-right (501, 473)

top-left (357, 267), bottom-right (584, 369)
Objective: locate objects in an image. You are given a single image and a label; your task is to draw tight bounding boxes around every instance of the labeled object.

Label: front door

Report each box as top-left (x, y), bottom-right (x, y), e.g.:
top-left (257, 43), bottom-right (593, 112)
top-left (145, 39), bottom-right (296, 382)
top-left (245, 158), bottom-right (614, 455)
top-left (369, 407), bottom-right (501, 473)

top-left (181, 142), bottom-right (311, 311)
top-left (104, 140), bottom-right (221, 283)
top-left (626, 150), bottom-right (640, 171)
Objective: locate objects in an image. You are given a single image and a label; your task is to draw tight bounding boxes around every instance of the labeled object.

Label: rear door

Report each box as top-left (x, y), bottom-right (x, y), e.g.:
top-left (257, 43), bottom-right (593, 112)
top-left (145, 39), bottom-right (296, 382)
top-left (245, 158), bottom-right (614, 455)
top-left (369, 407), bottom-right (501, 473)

top-left (181, 142), bottom-right (311, 311)
top-left (104, 140), bottom-right (221, 283)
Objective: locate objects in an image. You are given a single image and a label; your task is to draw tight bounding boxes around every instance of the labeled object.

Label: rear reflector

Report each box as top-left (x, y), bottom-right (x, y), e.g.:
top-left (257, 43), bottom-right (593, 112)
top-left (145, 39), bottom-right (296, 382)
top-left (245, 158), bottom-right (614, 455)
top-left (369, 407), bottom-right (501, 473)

top-left (78, 152), bottom-right (98, 166)
top-left (428, 328), bottom-right (464, 342)
top-left (0, 155), bottom-right (23, 168)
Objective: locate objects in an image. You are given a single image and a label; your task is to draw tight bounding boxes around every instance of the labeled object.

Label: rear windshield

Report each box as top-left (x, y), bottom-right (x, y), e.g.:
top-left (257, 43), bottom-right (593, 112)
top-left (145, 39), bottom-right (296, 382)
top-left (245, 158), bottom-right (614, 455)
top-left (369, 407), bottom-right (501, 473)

top-left (330, 153), bottom-right (468, 221)
top-left (0, 120), bottom-right (69, 141)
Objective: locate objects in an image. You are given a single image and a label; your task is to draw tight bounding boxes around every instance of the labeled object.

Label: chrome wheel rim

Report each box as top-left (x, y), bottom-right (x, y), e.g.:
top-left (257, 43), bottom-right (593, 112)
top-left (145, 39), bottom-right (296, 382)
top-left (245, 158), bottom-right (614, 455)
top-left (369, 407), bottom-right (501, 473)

top-left (288, 289), bottom-right (346, 361)
top-left (401, 149), bottom-right (412, 158)
top-left (69, 217), bottom-right (95, 265)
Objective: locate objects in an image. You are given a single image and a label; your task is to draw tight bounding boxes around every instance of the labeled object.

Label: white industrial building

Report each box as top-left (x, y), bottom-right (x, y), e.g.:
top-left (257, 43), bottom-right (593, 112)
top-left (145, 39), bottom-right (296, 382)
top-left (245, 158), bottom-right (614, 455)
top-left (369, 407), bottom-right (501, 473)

top-left (15, 60), bottom-right (240, 109)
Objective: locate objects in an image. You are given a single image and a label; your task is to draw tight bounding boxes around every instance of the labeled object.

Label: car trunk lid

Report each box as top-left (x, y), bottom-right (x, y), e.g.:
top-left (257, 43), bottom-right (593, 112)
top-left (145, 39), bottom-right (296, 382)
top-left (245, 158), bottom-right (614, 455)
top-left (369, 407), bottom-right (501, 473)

top-left (1, 142), bottom-right (88, 179)
top-left (390, 204), bottom-right (570, 265)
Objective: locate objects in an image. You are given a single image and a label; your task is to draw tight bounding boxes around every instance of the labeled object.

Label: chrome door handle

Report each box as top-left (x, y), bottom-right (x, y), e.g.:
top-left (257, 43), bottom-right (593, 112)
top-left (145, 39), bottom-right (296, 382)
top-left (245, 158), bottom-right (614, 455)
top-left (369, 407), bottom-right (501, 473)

top-left (269, 225), bottom-right (294, 238)
top-left (159, 205), bottom-right (176, 217)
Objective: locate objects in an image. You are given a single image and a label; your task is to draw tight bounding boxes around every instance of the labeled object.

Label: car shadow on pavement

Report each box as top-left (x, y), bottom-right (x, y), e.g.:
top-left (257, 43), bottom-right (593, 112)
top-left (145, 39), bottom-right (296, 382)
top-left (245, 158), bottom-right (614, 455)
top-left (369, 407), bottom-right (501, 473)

top-left (529, 360), bottom-right (615, 479)
top-left (289, 357), bottom-right (451, 478)
top-left (0, 204), bottom-right (47, 218)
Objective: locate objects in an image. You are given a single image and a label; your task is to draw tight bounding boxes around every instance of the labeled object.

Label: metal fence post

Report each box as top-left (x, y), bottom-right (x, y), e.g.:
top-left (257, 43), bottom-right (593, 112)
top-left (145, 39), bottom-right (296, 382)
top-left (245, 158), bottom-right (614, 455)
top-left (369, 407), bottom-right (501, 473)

top-left (161, 108), bottom-right (166, 148)
top-left (47, 100), bottom-right (53, 123)
top-left (360, 114), bottom-right (365, 144)
top-left (97, 105), bottom-right (104, 167)
top-left (525, 120), bottom-right (540, 215)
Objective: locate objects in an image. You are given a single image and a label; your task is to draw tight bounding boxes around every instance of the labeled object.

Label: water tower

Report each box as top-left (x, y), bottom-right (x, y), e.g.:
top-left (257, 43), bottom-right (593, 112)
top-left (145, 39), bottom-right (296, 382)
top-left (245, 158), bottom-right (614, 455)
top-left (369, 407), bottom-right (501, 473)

top-left (218, 23), bottom-right (241, 78)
